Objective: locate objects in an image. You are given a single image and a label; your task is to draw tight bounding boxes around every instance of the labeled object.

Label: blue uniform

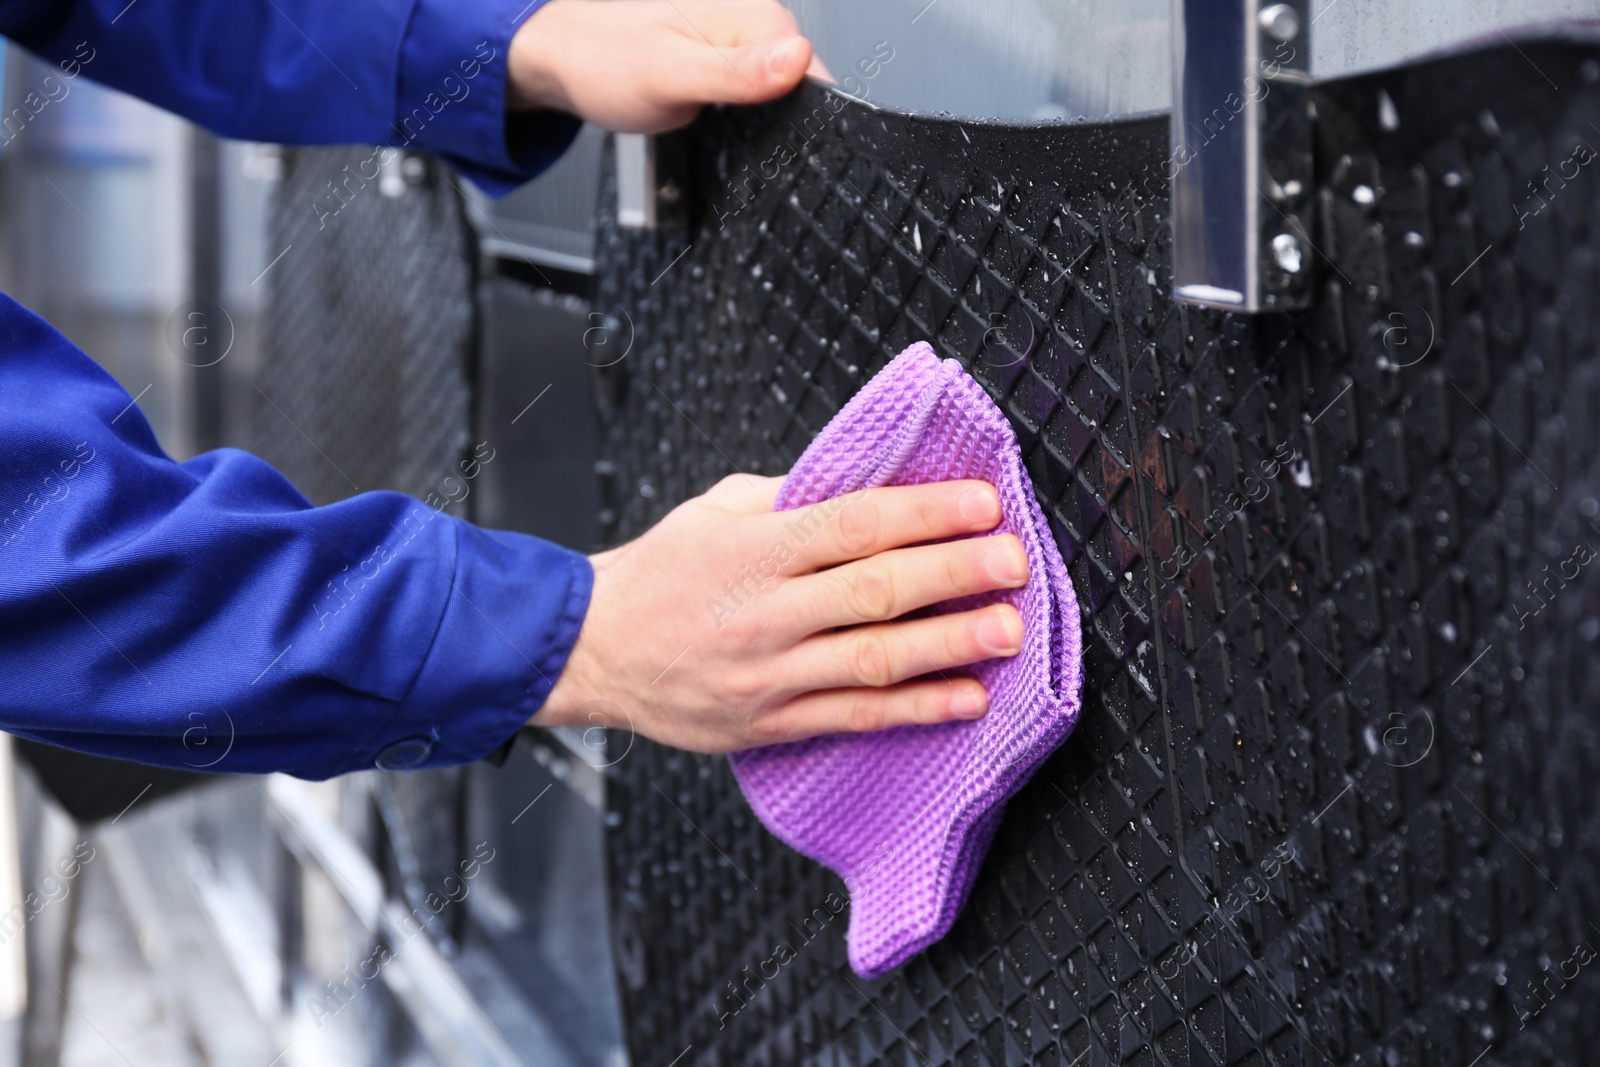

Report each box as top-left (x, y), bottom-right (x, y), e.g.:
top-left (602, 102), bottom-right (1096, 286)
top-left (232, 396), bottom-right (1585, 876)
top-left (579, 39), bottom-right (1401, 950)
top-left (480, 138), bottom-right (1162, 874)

top-left (0, 0), bottom-right (592, 778)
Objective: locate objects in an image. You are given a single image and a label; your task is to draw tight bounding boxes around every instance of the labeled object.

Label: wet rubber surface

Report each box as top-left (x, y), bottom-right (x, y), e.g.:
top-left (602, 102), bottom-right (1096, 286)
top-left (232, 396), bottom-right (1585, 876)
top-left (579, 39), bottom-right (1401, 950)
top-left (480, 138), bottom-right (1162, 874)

top-left (594, 39), bottom-right (1600, 1067)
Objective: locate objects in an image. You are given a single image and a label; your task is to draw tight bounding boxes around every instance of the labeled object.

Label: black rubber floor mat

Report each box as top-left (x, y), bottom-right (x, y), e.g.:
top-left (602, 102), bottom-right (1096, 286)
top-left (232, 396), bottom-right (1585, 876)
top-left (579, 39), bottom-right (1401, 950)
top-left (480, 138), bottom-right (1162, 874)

top-left (11, 738), bottom-right (211, 824)
top-left (594, 38), bottom-right (1600, 1067)
top-left (254, 147), bottom-right (475, 508)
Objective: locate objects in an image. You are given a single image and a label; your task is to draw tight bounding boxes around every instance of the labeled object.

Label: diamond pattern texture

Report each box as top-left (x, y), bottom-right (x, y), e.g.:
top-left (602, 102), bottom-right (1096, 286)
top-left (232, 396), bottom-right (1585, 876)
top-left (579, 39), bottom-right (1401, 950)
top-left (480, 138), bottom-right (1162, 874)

top-left (594, 41), bottom-right (1600, 1067)
top-left (255, 148), bottom-right (474, 508)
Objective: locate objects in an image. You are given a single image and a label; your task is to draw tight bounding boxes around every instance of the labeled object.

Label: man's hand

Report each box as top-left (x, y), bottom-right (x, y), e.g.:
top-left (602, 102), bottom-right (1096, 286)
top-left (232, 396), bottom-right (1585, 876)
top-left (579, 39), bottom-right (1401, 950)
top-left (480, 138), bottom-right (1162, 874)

top-left (509, 0), bottom-right (816, 133)
top-left (533, 476), bottom-right (1030, 753)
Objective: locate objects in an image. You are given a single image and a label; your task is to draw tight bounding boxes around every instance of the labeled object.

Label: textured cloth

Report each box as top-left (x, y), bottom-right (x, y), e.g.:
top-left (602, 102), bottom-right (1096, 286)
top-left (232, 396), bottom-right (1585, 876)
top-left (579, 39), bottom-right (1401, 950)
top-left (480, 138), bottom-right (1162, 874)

top-left (730, 342), bottom-right (1083, 978)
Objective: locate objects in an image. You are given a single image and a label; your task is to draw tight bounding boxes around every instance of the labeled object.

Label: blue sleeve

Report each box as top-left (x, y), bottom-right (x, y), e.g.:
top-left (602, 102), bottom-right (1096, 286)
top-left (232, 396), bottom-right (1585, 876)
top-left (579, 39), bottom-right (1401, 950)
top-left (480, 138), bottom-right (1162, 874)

top-left (0, 0), bottom-right (581, 195)
top-left (0, 294), bottom-right (593, 778)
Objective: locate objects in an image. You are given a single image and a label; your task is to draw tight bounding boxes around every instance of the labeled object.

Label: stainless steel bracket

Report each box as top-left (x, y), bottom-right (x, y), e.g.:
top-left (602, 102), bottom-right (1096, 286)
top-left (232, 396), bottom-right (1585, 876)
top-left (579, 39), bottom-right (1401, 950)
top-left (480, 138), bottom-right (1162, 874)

top-left (1171, 0), bottom-right (1314, 312)
top-left (615, 133), bottom-right (687, 229)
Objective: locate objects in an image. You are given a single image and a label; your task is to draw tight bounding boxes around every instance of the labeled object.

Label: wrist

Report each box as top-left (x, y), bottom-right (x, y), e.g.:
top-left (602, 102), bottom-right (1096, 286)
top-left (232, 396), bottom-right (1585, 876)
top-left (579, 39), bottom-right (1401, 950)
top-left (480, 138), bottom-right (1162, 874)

top-left (531, 651), bottom-right (590, 728)
top-left (527, 546), bottom-right (616, 728)
top-left (508, 3), bottom-right (572, 112)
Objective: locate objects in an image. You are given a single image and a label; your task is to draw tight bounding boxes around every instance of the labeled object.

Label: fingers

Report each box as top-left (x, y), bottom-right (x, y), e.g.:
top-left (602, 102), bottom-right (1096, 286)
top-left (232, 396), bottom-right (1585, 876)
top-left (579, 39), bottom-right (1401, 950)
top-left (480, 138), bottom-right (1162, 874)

top-left (668, 0), bottom-right (803, 47)
top-left (780, 603), bottom-right (1024, 692)
top-left (748, 676), bottom-right (992, 745)
top-left (777, 532), bottom-right (1028, 632)
top-left (773, 480), bottom-right (1005, 573)
top-left (655, 18), bottom-right (810, 106)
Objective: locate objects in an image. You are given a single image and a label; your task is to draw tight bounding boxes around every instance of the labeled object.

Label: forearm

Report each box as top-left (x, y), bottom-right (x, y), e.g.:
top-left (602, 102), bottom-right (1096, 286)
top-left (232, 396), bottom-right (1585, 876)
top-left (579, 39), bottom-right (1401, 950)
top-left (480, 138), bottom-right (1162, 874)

top-left (0, 294), bottom-right (591, 778)
top-left (0, 0), bottom-right (580, 194)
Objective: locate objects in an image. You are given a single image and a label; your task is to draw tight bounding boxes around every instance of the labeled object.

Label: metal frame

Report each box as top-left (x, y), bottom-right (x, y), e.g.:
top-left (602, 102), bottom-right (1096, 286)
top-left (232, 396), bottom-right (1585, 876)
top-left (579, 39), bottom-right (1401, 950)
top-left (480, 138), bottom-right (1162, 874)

top-left (1171, 0), bottom-right (1314, 312)
top-left (614, 133), bottom-right (687, 230)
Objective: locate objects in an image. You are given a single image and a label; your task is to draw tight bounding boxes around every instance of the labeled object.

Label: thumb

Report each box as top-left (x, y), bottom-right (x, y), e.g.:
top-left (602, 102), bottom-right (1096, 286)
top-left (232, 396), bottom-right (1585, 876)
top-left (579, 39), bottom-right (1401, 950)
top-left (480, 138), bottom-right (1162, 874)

top-left (665, 33), bottom-right (811, 105)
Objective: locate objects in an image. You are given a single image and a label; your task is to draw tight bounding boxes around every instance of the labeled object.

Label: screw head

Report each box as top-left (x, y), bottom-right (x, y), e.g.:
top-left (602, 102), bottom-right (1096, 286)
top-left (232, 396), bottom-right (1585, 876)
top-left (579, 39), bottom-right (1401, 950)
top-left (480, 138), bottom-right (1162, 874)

top-left (1259, 3), bottom-right (1300, 41)
top-left (1272, 232), bottom-right (1304, 274)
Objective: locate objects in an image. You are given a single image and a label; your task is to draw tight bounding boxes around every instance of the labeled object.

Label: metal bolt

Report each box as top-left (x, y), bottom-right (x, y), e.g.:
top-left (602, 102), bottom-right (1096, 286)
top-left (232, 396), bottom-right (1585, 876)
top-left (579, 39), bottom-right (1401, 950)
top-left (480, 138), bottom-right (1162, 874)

top-left (1272, 232), bottom-right (1303, 274)
top-left (379, 152), bottom-right (406, 198)
top-left (1259, 3), bottom-right (1300, 41)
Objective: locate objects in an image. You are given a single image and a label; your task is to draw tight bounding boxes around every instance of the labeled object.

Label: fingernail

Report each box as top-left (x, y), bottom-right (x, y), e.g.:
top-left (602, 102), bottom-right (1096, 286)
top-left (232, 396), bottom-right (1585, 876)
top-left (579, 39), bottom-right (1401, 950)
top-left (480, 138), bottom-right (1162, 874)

top-left (950, 687), bottom-right (987, 718)
top-left (766, 37), bottom-right (806, 75)
top-left (985, 542), bottom-right (1028, 585)
top-left (977, 611), bottom-right (1021, 654)
top-left (959, 487), bottom-right (1000, 526)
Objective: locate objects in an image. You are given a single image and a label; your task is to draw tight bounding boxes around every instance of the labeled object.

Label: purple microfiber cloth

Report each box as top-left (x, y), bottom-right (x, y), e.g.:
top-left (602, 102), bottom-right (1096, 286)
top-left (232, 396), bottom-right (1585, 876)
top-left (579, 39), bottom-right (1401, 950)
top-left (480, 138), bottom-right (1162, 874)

top-left (729, 341), bottom-right (1083, 978)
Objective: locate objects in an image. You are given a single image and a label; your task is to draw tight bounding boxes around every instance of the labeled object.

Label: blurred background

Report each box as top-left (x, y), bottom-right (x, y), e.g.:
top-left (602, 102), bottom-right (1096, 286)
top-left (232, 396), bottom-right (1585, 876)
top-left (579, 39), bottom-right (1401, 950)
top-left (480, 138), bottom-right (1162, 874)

top-left (0, 35), bottom-right (623, 1067)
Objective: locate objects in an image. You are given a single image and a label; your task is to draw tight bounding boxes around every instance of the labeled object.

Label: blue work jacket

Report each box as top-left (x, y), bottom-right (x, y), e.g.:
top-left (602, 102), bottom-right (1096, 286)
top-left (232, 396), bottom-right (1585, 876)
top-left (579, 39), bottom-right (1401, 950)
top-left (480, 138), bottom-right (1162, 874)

top-left (0, 0), bottom-right (593, 779)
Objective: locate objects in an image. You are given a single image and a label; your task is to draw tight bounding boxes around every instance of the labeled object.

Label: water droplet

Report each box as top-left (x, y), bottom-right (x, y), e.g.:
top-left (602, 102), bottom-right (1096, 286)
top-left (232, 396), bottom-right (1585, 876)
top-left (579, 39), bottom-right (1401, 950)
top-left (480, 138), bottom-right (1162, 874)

top-left (1352, 185), bottom-right (1376, 205)
top-left (1272, 233), bottom-right (1303, 273)
top-left (1377, 89), bottom-right (1400, 131)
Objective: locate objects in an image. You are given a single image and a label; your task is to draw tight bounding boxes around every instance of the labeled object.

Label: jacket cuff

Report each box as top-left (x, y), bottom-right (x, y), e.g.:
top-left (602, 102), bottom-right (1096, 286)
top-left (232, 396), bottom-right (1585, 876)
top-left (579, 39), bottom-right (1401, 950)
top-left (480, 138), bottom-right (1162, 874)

top-left (360, 519), bottom-right (593, 772)
top-left (396, 0), bottom-right (583, 196)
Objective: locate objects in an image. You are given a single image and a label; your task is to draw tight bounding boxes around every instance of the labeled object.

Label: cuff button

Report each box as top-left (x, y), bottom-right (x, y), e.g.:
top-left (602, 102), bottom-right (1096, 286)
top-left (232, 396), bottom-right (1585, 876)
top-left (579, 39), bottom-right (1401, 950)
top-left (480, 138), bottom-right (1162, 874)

top-left (375, 736), bottom-right (435, 770)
